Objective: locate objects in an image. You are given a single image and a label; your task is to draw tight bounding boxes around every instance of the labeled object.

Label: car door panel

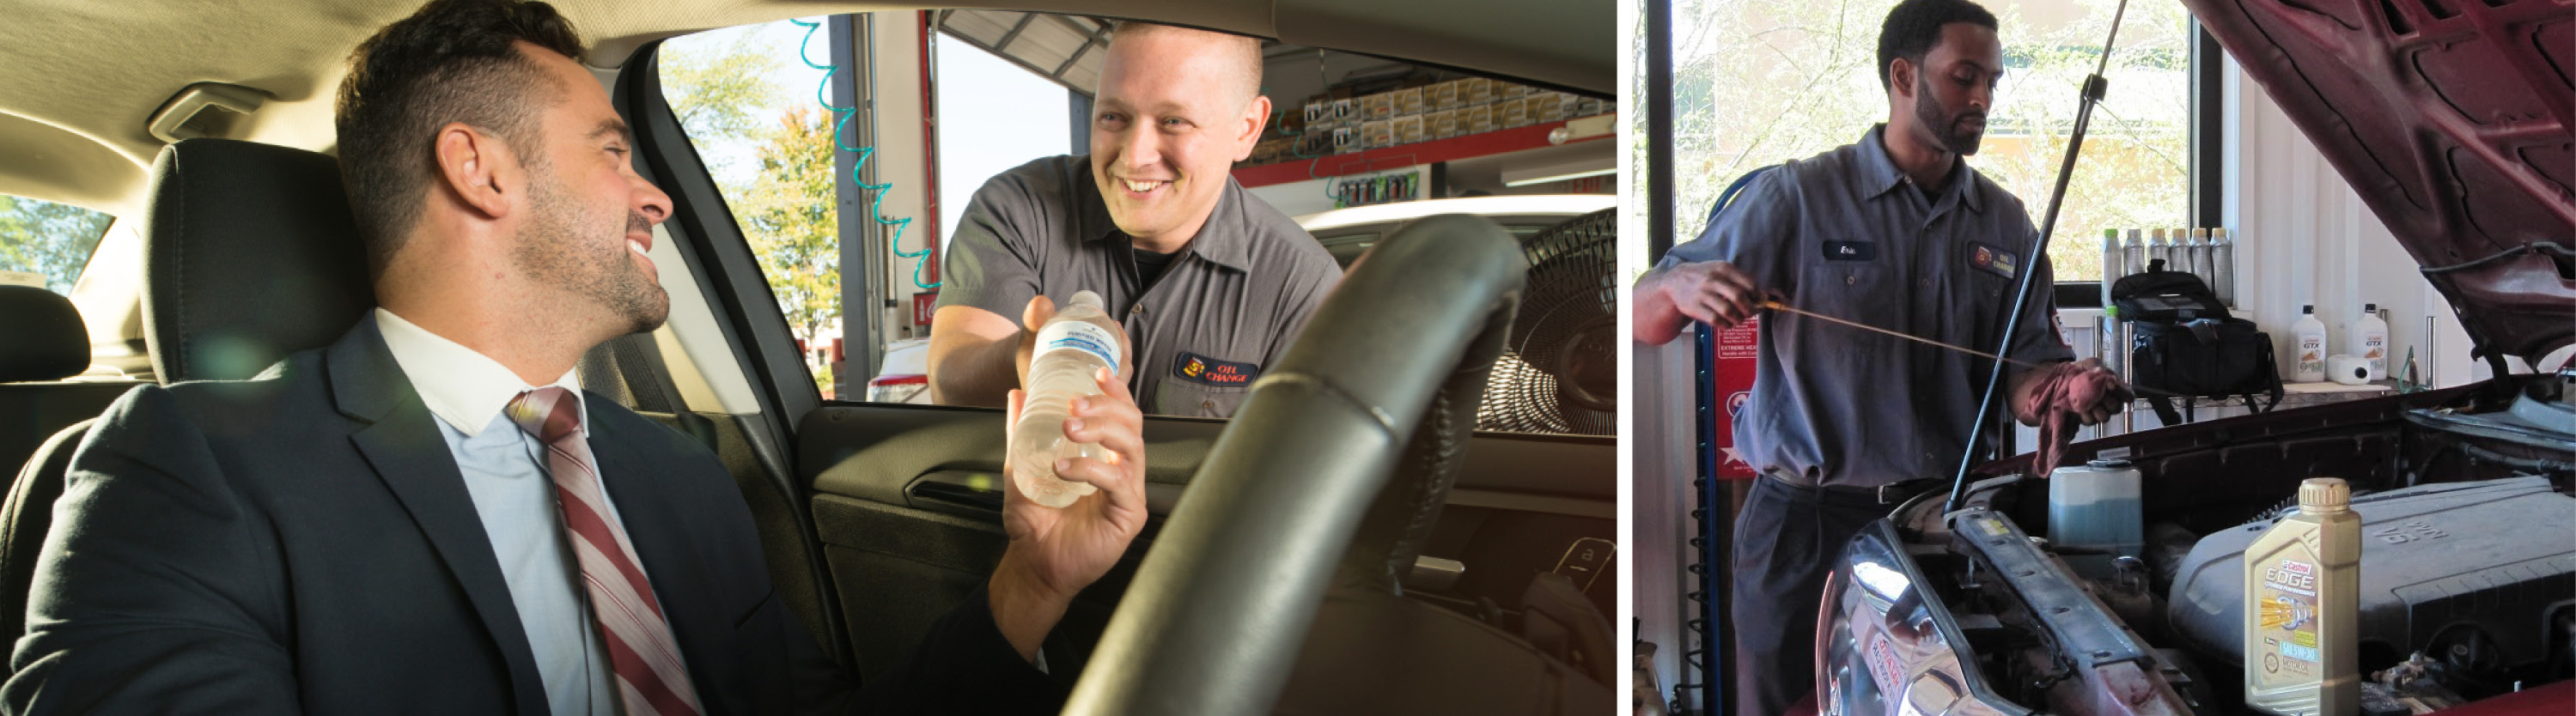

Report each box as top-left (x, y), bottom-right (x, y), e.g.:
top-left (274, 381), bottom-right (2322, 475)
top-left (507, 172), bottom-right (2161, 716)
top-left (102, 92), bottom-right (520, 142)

top-left (795, 402), bottom-right (1615, 679)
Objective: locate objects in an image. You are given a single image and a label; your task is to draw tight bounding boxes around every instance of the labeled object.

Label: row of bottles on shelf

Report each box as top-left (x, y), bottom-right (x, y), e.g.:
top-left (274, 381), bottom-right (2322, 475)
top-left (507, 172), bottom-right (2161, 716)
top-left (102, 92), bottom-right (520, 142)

top-left (2092, 225), bottom-right (2391, 385)
top-left (2098, 227), bottom-right (2237, 307)
top-left (2290, 304), bottom-right (2388, 383)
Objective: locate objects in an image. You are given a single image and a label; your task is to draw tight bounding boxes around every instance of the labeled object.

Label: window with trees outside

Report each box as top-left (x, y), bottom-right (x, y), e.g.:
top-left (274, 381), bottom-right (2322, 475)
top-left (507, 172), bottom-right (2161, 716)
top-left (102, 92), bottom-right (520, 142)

top-left (659, 16), bottom-right (1074, 402)
top-left (0, 194), bottom-right (112, 294)
top-left (1645, 0), bottom-right (2201, 298)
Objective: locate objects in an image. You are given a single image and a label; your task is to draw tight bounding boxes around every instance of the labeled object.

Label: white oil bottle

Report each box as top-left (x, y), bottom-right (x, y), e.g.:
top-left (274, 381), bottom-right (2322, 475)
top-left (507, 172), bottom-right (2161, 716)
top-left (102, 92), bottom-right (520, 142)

top-left (2293, 306), bottom-right (2328, 382)
top-left (2244, 477), bottom-right (2361, 716)
top-left (2350, 305), bottom-right (2389, 381)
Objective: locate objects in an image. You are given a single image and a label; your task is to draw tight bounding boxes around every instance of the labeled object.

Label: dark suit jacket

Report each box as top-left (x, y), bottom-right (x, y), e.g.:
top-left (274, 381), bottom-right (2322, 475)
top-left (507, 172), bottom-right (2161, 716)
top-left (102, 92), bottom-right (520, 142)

top-left (3, 320), bottom-right (1064, 714)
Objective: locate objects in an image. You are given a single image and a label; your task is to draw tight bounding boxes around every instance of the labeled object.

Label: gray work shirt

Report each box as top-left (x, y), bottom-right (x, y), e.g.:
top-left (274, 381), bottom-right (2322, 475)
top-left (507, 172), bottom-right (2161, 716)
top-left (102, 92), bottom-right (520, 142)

top-left (939, 155), bottom-right (1342, 417)
top-left (1660, 125), bottom-right (2075, 488)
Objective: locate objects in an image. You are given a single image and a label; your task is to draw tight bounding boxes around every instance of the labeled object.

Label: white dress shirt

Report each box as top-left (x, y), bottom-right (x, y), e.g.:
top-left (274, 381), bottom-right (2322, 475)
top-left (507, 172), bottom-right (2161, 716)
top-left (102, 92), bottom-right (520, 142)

top-left (375, 308), bottom-right (630, 716)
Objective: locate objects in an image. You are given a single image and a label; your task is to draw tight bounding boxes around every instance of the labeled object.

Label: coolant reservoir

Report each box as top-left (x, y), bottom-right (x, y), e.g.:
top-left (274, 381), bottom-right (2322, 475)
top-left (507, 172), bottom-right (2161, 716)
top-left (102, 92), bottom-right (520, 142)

top-left (2244, 478), bottom-right (2361, 716)
top-left (2048, 458), bottom-right (2142, 580)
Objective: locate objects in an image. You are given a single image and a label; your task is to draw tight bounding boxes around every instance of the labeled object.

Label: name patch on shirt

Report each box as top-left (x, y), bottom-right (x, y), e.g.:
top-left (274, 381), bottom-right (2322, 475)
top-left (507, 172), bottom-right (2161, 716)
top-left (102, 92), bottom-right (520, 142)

top-left (1172, 352), bottom-right (1258, 386)
top-left (1969, 242), bottom-right (2019, 279)
top-left (1822, 241), bottom-right (1877, 262)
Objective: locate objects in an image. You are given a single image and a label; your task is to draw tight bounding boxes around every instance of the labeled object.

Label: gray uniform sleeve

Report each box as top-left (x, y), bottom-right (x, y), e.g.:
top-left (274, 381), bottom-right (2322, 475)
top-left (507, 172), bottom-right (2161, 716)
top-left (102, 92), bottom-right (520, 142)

top-left (1656, 167), bottom-right (1800, 295)
top-left (935, 174), bottom-right (1046, 319)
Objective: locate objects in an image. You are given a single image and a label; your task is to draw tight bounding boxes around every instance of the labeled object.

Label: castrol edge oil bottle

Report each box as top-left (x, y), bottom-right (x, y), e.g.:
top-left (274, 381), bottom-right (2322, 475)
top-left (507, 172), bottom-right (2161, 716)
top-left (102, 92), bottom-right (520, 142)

top-left (2244, 478), bottom-right (2361, 716)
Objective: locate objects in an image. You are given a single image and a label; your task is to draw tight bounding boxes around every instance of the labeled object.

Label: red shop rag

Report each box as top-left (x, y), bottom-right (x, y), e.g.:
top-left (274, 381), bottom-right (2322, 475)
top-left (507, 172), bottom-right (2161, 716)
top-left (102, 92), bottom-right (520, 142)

top-left (2018, 362), bottom-right (2128, 475)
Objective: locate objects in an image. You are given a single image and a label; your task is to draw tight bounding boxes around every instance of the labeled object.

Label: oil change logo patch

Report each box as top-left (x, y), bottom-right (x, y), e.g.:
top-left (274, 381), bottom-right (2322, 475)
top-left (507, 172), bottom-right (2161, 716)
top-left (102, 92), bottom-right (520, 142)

top-left (1172, 352), bottom-right (1258, 387)
top-left (1969, 242), bottom-right (2019, 280)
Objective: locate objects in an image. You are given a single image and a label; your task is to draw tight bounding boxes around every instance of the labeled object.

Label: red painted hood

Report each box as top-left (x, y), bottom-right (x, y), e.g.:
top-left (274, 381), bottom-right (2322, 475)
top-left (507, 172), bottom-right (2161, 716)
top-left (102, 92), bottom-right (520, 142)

top-left (2180, 0), bottom-right (2574, 365)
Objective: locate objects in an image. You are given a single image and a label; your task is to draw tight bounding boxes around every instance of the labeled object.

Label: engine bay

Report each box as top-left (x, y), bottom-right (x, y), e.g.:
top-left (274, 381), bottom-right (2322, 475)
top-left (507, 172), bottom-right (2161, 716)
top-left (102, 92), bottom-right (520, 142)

top-left (1857, 373), bottom-right (2575, 716)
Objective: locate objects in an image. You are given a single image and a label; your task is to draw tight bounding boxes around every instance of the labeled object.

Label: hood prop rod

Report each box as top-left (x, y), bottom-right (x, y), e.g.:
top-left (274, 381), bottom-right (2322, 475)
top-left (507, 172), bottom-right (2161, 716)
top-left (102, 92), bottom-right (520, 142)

top-left (1943, 0), bottom-right (2131, 514)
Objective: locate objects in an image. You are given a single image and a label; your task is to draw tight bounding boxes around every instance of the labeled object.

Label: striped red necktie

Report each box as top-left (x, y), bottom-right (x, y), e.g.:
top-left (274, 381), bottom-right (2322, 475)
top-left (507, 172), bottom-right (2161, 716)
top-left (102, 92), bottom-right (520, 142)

top-left (508, 387), bottom-right (704, 716)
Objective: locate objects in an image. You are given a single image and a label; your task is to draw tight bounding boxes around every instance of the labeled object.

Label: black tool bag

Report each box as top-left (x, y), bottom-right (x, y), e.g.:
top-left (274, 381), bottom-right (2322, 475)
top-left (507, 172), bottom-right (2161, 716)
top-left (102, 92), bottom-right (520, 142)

top-left (2112, 260), bottom-right (2282, 423)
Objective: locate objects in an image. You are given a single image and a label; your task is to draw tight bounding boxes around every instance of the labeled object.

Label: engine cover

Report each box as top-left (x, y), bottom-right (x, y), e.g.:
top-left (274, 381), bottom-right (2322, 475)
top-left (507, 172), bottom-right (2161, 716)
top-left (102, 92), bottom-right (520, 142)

top-left (2167, 476), bottom-right (2575, 671)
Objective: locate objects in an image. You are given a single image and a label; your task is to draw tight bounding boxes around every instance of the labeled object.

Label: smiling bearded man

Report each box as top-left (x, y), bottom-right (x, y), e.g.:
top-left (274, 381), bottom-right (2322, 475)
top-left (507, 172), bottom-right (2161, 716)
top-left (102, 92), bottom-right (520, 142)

top-left (926, 21), bottom-right (1341, 419)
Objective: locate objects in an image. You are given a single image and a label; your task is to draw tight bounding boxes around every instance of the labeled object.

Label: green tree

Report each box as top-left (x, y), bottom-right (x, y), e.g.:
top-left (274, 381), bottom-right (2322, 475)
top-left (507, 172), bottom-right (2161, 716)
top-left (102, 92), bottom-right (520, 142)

top-left (736, 105), bottom-right (842, 392)
top-left (659, 28), bottom-right (787, 176)
top-left (0, 195), bottom-right (113, 293)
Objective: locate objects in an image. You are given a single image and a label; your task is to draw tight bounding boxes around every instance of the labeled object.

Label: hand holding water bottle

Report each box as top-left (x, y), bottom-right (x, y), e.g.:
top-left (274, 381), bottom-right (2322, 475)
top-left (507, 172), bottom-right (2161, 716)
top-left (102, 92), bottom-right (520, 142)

top-left (1012, 291), bottom-right (1131, 507)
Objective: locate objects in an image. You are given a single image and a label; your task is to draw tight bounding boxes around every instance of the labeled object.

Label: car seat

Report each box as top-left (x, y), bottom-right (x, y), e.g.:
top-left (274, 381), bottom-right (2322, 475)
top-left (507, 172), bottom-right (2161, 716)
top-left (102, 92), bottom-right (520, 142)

top-left (3, 138), bottom-right (370, 637)
top-left (0, 285), bottom-right (143, 637)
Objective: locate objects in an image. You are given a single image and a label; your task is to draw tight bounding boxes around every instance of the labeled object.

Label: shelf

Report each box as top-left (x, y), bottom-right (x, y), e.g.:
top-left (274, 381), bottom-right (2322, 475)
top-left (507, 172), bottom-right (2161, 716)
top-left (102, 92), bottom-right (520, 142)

top-left (1231, 118), bottom-right (1607, 188)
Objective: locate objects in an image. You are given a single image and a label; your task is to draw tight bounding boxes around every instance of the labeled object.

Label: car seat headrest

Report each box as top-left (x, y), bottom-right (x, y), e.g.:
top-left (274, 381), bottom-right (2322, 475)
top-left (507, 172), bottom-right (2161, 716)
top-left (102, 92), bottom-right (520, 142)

top-left (142, 138), bottom-right (375, 383)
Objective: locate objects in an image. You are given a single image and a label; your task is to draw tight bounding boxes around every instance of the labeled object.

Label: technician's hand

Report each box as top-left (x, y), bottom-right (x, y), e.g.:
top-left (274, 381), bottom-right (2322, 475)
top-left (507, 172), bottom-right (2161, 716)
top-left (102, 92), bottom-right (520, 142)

top-left (2066, 358), bottom-right (2133, 425)
top-left (1653, 259), bottom-right (1775, 331)
top-left (987, 367), bottom-right (1149, 661)
top-left (1015, 294), bottom-right (1135, 384)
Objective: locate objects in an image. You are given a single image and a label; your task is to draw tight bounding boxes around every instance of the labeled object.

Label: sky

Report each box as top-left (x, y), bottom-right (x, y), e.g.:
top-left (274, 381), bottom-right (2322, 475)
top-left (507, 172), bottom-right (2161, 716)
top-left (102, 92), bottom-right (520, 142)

top-left (931, 37), bottom-right (1075, 252)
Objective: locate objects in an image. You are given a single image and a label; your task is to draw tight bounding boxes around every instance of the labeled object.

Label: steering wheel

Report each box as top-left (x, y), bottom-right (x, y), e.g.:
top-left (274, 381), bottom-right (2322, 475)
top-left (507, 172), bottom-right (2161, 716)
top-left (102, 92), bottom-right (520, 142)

top-left (1063, 215), bottom-right (1612, 714)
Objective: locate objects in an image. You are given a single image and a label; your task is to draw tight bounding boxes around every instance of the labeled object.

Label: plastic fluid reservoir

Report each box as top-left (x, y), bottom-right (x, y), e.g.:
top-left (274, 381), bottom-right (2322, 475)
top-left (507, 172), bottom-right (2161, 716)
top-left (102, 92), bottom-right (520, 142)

top-left (2048, 458), bottom-right (2143, 580)
top-left (2244, 477), bottom-right (2361, 716)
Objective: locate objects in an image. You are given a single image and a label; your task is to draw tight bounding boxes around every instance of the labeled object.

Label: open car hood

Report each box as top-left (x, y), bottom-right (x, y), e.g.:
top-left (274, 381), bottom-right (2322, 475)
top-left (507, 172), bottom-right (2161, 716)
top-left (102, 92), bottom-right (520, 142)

top-left (2180, 0), bottom-right (2574, 366)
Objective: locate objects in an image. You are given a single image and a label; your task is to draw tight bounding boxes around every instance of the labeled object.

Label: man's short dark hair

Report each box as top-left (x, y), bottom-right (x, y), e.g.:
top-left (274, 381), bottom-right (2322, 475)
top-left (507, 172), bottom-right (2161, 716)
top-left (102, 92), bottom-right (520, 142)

top-left (335, 0), bottom-right (585, 276)
top-left (1876, 0), bottom-right (2000, 91)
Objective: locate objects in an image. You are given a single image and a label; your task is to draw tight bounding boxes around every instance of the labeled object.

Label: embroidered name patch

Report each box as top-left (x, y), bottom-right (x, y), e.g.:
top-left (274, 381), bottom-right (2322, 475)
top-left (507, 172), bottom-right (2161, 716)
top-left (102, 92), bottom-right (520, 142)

top-left (1172, 352), bottom-right (1258, 386)
top-left (1823, 240), bottom-right (1876, 261)
top-left (1969, 242), bottom-right (2019, 279)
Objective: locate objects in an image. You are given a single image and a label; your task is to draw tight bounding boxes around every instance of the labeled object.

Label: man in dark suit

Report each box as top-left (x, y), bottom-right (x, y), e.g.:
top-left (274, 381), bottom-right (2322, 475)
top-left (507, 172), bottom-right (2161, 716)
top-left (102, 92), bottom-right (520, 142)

top-left (2, 1), bottom-right (1149, 713)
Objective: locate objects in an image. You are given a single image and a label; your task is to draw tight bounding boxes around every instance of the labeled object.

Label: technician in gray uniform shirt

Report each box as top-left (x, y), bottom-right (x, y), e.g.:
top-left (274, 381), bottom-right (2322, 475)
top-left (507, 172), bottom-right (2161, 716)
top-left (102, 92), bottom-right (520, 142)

top-left (1630, 2), bottom-right (2128, 714)
top-left (929, 21), bottom-right (1339, 418)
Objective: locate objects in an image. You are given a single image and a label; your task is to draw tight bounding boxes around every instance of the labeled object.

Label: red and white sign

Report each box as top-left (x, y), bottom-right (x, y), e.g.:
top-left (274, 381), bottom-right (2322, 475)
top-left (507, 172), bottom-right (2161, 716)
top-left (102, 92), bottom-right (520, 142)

top-left (1710, 317), bottom-right (1761, 480)
top-left (911, 292), bottom-right (938, 327)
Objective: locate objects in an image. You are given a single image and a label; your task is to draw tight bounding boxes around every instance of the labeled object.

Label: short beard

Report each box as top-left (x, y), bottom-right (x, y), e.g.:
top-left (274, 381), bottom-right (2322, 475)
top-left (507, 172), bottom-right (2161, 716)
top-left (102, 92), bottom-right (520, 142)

top-left (1915, 73), bottom-right (1985, 156)
top-left (513, 167), bottom-right (669, 337)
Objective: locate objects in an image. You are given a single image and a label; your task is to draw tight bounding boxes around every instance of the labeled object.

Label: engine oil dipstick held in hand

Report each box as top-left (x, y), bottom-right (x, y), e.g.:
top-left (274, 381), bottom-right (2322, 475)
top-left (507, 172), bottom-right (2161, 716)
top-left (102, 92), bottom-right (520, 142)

top-left (1754, 300), bottom-right (2171, 397)
top-left (1756, 300), bottom-right (2037, 368)
top-left (1755, 300), bottom-right (2141, 474)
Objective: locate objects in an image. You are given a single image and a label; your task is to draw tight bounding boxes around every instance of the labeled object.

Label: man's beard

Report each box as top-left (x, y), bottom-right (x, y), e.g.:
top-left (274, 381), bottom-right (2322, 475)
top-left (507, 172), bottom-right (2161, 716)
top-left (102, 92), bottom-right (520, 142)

top-left (514, 170), bottom-right (669, 337)
top-left (1915, 74), bottom-right (1986, 156)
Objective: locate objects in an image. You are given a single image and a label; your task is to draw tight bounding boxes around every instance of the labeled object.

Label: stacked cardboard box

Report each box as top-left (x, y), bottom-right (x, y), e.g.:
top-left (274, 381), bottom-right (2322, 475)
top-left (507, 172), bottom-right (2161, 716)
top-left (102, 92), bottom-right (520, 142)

top-left (1264, 79), bottom-right (1612, 166)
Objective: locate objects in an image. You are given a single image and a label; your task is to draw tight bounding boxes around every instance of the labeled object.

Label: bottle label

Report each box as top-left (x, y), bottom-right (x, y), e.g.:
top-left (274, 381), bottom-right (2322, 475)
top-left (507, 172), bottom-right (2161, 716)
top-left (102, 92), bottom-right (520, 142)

top-left (2254, 550), bottom-right (2323, 684)
top-left (1036, 319), bottom-right (1121, 371)
top-left (2298, 337), bottom-right (2324, 375)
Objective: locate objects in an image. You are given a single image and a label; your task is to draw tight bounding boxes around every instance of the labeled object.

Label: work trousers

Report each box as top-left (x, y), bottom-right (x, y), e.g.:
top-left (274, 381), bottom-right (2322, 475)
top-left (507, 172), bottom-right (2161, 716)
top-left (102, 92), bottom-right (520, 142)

top-left (1728, 476), bottom-right (1912, 716)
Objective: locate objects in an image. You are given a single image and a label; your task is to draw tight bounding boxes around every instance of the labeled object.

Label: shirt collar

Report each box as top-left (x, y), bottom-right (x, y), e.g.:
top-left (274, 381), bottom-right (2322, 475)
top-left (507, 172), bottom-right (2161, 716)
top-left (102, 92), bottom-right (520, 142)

top-left (374, 308), bottom-right (586, 439)
top-left (1074, 155), bottom-right (1253, 272)
top-left (1856, 124), bottom-right (1986, 214)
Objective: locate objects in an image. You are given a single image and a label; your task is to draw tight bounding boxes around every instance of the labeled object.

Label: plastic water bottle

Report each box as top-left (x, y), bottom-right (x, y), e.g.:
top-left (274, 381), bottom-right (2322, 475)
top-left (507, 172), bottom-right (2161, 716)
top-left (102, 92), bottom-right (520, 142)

top-left (1010, 290), bottom-right (1124, 508)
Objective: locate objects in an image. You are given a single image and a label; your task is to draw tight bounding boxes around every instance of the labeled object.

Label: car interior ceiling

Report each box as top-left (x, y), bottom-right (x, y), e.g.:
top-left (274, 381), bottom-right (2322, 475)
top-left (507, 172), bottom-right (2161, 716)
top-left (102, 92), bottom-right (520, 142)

top-left (0, 0), bottom-right (1617, 705)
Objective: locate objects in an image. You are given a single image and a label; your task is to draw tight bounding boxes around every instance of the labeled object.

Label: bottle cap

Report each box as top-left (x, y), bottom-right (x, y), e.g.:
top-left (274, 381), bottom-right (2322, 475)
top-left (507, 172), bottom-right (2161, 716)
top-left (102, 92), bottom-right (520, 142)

top-left (2303, 305), bottom-right (2314, 314)
top-left (2214, 227), bottom-right (2229, 240)
top-left (2192, 228), bottom-right (2208, 239)
top-left (2365, 303), bottom-right (2378, 312)
top-left (2299, 478), bottom-right (2350, 511)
